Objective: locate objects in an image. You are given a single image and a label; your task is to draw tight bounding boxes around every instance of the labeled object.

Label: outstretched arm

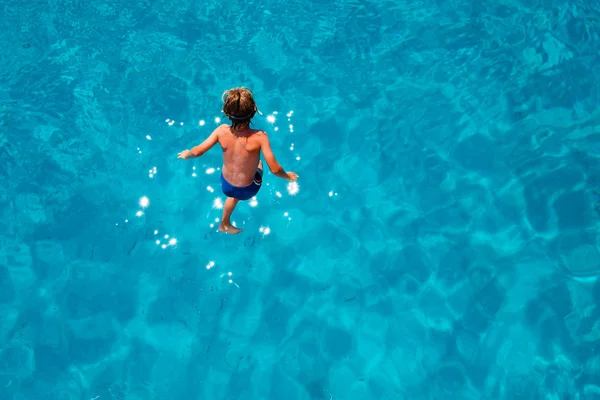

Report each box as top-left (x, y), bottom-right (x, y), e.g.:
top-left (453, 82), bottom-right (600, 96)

top-left (178, 128), bottom-right (219, 159)
top-left (260, 132), bottom-right (298, 181)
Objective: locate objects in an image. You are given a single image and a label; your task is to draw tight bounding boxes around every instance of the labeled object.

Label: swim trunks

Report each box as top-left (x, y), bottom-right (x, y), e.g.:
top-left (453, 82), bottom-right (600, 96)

top-left (221, 170), bottom-right (263, 200)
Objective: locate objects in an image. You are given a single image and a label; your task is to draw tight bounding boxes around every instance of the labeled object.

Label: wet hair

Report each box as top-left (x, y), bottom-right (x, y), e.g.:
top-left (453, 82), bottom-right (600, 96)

top-left (222, 87), bottom-right (257, 131)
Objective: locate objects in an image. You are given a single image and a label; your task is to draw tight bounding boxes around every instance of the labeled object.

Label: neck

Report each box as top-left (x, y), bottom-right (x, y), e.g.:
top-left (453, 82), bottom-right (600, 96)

top-left (231, 121), bottom-right (250, 131)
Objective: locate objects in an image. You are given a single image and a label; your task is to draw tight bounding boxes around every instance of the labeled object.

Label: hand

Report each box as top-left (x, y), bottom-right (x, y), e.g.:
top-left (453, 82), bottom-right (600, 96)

top-left (286, 171), bottom-right (299, 181)
top-left (178, 150), bottom-right (192, 159)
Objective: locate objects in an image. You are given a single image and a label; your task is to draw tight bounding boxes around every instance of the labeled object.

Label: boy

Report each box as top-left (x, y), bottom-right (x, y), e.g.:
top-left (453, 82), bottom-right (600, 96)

top-left (178, 87), bottom-right (299, 234)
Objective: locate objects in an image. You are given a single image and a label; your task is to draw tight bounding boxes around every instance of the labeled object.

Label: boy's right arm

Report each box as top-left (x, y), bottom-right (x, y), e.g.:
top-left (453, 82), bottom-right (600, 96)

top-left (259, 132), bottom-right (298, 181)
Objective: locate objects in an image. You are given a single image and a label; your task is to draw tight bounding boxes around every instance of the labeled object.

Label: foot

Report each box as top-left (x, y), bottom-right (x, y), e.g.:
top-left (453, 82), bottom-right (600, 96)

top-left (218, 222), bottom-right (242, 235)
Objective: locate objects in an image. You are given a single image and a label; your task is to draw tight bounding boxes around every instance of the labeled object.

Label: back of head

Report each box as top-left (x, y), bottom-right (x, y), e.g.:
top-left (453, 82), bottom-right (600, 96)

top-left (222, 87), bottom-right (257, 131)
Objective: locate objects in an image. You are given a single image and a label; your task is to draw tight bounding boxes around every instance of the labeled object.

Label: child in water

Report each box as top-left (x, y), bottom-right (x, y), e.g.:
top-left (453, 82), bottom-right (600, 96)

top-left (178, 87), bottom-right (299, 234)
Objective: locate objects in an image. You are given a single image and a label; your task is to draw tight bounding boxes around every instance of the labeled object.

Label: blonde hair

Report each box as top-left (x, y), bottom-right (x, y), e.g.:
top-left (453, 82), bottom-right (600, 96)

top-left (222, 87), bottom-right (257, 131)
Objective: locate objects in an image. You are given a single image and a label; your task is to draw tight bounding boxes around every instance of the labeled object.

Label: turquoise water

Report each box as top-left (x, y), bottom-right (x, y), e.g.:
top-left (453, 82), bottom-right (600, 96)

top-left (2, 0), bottom-right (600, 398)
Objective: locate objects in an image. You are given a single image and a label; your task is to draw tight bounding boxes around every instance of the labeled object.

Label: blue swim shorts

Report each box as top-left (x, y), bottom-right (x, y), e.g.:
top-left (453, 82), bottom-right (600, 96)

top-left (221, 171), bottom-right (263, 201)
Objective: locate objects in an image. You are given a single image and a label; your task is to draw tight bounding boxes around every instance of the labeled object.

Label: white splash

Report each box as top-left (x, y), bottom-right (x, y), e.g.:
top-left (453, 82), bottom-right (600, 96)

top-left (213, 198), bottom-right (224, 209)
top-left (287, 182), bottom-right (299, 196)
top-left (139, 196), bottom-right (150, 208)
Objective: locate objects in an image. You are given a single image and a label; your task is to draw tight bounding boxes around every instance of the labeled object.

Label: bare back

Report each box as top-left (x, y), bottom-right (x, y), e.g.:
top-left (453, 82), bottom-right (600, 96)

top-left (218, 124), bottom-right (264, 186)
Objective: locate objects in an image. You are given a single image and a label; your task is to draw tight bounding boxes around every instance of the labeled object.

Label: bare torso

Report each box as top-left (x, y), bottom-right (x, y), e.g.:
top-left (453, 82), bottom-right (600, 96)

top-left (218, 124), bottom-right (264, 186)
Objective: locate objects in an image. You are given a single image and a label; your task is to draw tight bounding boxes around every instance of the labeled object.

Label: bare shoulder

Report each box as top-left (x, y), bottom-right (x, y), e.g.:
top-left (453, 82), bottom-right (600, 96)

top-left (251, 129), bottom-right (268, 141)
top-left (251, 129), bottom-right (267, 142)
top-left (214, 124), bottom-right (229, 141)
top-left (217, 124), bottom-right (230, 134)
top-left (251, 128), bottom-right (267, 135)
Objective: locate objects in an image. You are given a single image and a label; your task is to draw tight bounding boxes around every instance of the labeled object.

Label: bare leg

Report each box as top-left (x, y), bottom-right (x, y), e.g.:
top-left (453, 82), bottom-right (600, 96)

top-left (218, 162), bottom-right (262, 235)
top-left (219, 197), bottom-right (242, 234)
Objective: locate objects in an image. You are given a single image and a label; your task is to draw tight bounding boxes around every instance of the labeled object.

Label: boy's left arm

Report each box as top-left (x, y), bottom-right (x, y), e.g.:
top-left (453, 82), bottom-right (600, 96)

top-left (178, 127), bottom-right (220, 159)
